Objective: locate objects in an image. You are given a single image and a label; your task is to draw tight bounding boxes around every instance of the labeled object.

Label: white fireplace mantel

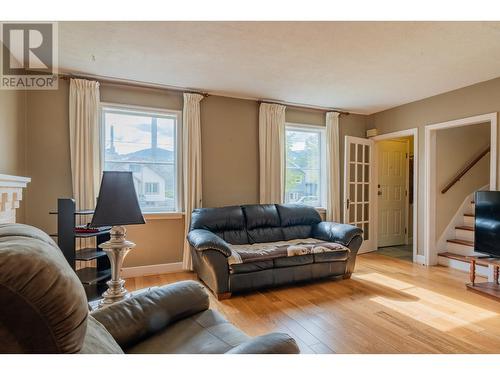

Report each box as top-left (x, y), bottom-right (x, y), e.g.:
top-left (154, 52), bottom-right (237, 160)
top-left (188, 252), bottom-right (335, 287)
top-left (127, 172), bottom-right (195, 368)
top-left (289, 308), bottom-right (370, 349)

top-left (0, 174), bottom-right (31, 224)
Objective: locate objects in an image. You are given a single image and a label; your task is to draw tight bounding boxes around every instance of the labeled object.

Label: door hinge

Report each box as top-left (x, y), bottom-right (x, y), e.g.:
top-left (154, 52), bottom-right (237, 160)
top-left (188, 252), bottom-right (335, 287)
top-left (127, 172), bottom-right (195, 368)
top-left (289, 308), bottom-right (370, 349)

top-left (406, 153), bottom-right (408, 159)
top-left (404, 228), bottom-right (407, 234)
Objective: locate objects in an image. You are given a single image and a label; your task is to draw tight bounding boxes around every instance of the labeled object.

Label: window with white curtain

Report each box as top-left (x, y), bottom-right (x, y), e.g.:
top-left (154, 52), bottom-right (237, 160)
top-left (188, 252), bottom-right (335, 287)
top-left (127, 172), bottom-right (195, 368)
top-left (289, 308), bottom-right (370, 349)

top-left (285, 123), bottom-right (326, 208)
top-left (101, 104), bottom-right (181, 213)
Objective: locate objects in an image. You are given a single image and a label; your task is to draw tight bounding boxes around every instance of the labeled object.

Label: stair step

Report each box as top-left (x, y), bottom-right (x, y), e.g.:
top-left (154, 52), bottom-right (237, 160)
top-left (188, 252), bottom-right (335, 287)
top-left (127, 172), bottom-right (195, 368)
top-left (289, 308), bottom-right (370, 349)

top-left (455, 226), bottom-right (474, 241)
top-left (447, 239), bottom-right (474, 247)
top-left (439, 252), bottom-right (495, 267)
top-left (464, 213), bottom-right (474, 217)
top-left (463, 215), bottom-right (475, 226)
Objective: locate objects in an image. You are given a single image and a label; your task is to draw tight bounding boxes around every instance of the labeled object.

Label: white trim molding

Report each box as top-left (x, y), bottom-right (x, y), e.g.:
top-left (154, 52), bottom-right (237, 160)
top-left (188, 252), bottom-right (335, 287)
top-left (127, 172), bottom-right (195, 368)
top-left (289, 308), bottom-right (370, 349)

top-left (0, 174), bottom-right (31, 224)
top-left (372, 128), bottom-right (419, 263)
top-left (424, 112), bottom-right (498, 266)
top-left (121, 262), bottom-right (184, 278)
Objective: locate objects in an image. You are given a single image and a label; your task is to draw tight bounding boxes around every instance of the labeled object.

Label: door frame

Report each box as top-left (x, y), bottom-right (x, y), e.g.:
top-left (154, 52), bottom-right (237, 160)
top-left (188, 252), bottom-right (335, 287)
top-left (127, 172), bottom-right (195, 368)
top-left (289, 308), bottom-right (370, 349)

top-left (371, 128), bottom-right (419, 263)
top-left (343, 136), bottom-right (376, 254)
top-left (424, 113), bottom-right (498, 266)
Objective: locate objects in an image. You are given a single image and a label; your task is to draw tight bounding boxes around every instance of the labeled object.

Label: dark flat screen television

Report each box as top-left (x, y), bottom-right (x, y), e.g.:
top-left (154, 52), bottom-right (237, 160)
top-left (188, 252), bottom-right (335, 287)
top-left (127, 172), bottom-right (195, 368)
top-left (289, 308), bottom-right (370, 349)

top-left (474, 191), bottom-right (500, 257)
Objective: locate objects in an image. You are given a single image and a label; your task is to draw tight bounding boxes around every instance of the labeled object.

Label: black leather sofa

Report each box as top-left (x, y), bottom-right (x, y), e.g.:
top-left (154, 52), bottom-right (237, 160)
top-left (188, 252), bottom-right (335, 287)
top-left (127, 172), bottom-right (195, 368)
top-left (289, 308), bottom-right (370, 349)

top-left (187, 204), bottom-right (363, 299)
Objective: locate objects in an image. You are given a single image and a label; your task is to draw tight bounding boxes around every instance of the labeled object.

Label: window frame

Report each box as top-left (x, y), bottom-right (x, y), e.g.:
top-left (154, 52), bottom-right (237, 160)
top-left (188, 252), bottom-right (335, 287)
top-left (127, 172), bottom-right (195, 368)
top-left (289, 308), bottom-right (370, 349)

top-left (100, 102), bottom-right (183, 216)
top-left (284, 122), bottom-right (327, 210)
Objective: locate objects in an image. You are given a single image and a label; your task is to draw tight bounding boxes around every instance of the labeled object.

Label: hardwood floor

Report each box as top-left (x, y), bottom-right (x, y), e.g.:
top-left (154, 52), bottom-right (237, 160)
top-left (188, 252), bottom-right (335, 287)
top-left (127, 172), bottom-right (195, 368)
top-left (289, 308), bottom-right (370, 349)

top-left (124, 253), bottom-right (500, 354)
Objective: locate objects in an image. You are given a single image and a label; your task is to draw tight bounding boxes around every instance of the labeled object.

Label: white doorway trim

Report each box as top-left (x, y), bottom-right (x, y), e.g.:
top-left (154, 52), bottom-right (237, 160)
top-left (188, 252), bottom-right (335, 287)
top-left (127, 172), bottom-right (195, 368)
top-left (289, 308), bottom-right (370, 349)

top-left (371, 128), bottom-right (420, 263)
top-left (424, 113), bottom-right (498, 266)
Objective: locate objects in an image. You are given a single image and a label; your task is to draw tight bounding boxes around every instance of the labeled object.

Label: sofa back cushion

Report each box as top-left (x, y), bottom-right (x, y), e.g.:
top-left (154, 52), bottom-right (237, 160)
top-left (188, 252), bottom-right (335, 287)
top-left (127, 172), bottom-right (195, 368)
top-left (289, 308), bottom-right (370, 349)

top-left (242, 204), bottom-right (284, 244)
top-left (189, 204), bottom-right (322, 245)
top-left (276, 204), bottom-right (322, 240)
top-left (0, 223), bottom-right (89, 353)
top-left (190, 206), bottom-right (249, 244)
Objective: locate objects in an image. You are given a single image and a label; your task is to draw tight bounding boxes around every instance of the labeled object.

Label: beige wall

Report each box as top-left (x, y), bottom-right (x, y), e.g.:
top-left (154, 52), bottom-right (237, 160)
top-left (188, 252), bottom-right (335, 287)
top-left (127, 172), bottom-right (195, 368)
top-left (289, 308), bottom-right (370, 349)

top-left (0, 90), bottom-right (27, 221)
top-left (0, 90), bottom-right (26, 176)
top-left (436, 122), bottom-right (490, 236)
top-left (21, 81), bottom-right (365, 267)
top-left (367, 76), bottom-right (500, 257)
top-left (25, 83), bottom-right (72, 233)
top-left (201, 95), bottom-right (259, 207)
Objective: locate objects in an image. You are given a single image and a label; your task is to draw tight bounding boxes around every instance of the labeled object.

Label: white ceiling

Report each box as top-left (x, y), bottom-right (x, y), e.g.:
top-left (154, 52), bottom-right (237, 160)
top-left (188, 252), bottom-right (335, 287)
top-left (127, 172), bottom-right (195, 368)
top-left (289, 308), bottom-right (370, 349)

top-left (59, 22), bottom-right (500, 114)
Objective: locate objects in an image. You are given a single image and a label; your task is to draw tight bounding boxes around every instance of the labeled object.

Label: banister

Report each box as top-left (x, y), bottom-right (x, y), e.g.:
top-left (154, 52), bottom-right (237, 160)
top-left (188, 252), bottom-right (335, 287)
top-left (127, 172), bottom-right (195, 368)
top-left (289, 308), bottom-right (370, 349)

top-left (441, 146), bottom-right (490, 194)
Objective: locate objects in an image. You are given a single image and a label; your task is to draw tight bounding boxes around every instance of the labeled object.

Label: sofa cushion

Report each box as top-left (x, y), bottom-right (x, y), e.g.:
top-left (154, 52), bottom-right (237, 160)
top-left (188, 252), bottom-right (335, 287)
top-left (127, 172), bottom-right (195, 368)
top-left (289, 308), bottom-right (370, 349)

top-left (79, 316), bottom-right (124, 354)
top-left (313, 249), bottom-right (350, 263)
top-left (0, 223), bottom-right (88, 353)
top-left (276, 204), bottom-right (321, 240)
top-left (276, 204), bottom-right (321, 227)
top-left (226, 238), bottom-right (349, 270)
top-left (125, 309), bottom-right (248, 354)
top-left (229, 260), bottom-right (274, 274)
top-left (227, 238), bottom-right (323, 265)
top-left (190, 206), bottom-right (249, 245)
top-left (274, 254), bottom-right (313, 268)
top-left (243, 204), bottom-right (284, 243)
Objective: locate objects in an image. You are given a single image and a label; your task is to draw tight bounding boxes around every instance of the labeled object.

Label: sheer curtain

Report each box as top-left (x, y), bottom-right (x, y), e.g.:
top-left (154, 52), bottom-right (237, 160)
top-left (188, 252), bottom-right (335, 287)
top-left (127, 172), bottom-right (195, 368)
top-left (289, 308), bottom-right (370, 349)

top-left (326, 112), bottom-right (341, 222)
top-left (69, 78), bottom-right (101, 215)
top-left (182, 93), bottom-right (204, 270)
top-left (259, 103), bottom-right (286, 204)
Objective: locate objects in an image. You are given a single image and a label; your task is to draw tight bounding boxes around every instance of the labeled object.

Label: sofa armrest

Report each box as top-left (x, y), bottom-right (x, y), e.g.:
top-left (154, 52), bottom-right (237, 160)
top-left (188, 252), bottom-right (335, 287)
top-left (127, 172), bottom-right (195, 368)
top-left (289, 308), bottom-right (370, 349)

top-left (225, 333), bottom-right (300, 354)
top-left (312, 221), bottom-right (363, 247)
top-left (90, 280), bottom-right (209, 349)
top-left (187, 229), bottom-right (232, 257)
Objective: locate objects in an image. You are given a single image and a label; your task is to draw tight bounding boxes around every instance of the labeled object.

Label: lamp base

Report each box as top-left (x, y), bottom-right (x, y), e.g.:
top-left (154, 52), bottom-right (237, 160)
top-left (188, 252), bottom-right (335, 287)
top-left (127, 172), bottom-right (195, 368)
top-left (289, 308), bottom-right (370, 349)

top-left (98, 225), bottom-right (135, 308)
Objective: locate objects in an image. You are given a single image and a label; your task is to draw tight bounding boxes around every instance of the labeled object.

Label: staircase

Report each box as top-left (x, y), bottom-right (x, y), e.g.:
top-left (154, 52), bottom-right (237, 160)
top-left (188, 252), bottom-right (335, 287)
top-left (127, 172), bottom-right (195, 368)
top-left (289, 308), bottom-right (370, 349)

top-left (438, 194), bottom-right (490, 277)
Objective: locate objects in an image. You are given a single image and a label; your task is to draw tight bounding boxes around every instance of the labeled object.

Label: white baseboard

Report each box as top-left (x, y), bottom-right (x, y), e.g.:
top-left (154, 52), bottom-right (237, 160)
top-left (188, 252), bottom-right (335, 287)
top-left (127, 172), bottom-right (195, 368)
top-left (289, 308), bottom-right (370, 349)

top-left (121, 262), bottom-right (184, 278)
top-left (414, 254), bottom-right (426, 265)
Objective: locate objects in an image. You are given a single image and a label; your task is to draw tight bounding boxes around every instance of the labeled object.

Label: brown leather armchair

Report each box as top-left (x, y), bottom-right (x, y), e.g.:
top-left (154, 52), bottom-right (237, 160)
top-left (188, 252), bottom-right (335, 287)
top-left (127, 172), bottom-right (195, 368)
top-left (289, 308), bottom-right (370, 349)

top-left (0, 223), bottom-right (299, 354)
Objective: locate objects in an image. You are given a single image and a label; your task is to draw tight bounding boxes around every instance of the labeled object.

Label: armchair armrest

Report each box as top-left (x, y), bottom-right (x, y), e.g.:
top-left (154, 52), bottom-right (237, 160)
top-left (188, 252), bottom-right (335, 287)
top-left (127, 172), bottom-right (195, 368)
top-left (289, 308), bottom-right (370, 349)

top-left (225, 333), bottom-right (300, 354)
top-left (312, 221), bottom-right (363, 247)
top-left (91, 280), bottom-right (209, 349)
top-left (187, 229), bottom-right (232, 257)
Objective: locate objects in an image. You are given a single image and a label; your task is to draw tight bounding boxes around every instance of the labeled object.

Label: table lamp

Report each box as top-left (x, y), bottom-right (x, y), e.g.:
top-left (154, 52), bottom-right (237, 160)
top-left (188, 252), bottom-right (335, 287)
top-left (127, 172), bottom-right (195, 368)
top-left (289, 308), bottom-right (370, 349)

top-left (91, 171), bottom-right (145, 307)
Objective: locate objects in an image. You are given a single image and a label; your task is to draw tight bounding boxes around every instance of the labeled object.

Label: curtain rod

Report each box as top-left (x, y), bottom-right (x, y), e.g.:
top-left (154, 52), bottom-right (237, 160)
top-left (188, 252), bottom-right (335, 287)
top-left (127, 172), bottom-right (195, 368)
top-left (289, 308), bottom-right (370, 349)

top-left (58, 72), bottom-right (209, 97)
top-left (258, 99), bottom-right (350, 116)
top-left (57, 71), bottom-right (349, 115)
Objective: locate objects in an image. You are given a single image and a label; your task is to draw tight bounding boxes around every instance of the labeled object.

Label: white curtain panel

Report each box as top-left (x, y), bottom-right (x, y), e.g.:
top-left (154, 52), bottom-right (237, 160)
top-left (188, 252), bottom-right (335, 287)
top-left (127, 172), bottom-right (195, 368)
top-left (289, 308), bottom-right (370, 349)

top-left (69, 78), bottom-right (101, 215)
top-left (259, 103), bottom-right (286, 204)
top-left (326, 112), bottom-right (341, 222)
top-left (182, 93), bottom-right (204, 270)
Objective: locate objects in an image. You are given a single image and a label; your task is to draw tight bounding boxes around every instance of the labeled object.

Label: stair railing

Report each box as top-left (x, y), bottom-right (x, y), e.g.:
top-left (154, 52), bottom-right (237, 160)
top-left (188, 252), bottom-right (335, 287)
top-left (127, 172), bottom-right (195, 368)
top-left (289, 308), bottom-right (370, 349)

top-left (441, 146), bottom-right (490, 194)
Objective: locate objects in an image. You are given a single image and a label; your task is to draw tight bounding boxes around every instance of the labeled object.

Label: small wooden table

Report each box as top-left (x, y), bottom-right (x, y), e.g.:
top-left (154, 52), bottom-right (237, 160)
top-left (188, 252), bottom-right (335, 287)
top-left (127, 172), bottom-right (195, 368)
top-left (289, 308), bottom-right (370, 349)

top-left (467, 256), bottom-right (500, 301)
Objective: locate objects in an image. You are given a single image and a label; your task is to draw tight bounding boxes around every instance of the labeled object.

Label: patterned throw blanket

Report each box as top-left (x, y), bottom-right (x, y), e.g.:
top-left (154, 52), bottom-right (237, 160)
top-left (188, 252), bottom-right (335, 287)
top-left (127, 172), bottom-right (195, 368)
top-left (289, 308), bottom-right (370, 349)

top-left (227, 238), bottom-right (349, 265)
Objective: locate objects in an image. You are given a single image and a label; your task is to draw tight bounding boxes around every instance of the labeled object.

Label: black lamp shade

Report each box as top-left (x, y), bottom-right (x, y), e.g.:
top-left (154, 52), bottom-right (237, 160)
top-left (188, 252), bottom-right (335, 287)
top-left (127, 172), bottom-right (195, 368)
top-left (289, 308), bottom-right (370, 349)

top-left (91, 171), bottom-right (146, 227)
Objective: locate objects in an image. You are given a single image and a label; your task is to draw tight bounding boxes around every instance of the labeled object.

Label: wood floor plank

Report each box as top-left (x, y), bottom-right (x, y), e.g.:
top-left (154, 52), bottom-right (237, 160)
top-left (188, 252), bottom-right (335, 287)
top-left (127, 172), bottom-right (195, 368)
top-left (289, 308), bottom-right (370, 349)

top-left (125, 252), bottom-right (500, 353)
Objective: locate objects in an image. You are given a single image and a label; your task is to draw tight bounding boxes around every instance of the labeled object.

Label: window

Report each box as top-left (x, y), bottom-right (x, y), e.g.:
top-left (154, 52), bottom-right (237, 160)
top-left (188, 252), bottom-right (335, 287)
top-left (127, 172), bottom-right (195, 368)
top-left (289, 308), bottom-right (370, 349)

top-left (101, 105), bottom-right (180, 213)
top-left (285, 124), bottom-right (326, 208)
top-left (145, 182), bottom-right (159, 195)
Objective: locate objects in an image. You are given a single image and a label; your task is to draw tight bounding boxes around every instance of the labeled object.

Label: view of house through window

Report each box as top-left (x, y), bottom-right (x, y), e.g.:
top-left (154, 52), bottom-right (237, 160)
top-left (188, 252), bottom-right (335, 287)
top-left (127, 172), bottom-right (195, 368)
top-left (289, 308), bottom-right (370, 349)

top-left (101, 106), bottom-right (179, 213)
top-left (285, 124), bottom-right (326, 208)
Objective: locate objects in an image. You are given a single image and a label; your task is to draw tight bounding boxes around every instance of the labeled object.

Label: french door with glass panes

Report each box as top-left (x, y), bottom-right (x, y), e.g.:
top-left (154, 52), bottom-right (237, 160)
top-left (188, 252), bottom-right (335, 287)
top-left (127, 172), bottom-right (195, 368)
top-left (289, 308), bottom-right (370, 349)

top-left (343, 136), bottom-right (375, 253)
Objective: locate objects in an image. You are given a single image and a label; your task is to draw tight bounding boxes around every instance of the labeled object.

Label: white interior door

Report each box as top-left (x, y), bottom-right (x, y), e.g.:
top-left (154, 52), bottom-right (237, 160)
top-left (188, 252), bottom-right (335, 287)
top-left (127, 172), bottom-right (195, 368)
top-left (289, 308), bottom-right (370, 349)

top-left (343, 136), bottom-right (375, 253)
top-left (377, 140), bottom-right (408, 247)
